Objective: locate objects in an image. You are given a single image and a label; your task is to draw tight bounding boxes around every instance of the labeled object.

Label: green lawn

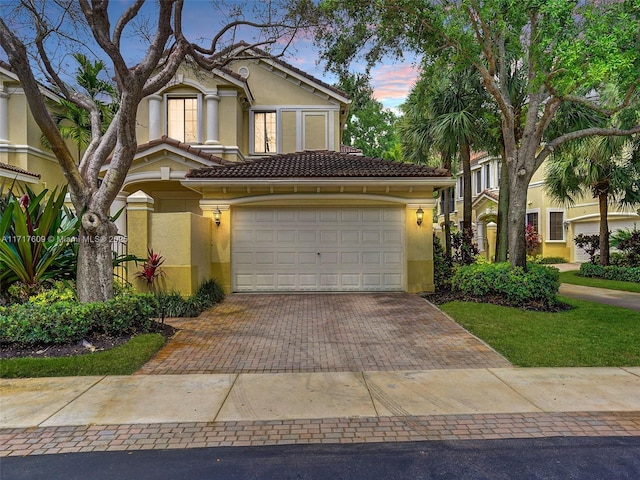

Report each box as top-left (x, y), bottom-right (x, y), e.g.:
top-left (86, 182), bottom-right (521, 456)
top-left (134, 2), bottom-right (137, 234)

top-left (441, 297), bottom-right (640, 367)
top-left (0, 334), bottom-right (166, 378)
top-left (559, 270), bottom-right (640, 293)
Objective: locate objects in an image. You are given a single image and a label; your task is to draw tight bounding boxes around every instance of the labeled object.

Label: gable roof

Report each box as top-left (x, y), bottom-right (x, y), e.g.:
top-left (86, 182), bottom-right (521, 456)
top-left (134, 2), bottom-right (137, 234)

top-left (133, 136), bottom-right (227, 165)
top-left (186, 150), bottom-right (450, 179)
top-left (218, 42), bottom-right (350, 105)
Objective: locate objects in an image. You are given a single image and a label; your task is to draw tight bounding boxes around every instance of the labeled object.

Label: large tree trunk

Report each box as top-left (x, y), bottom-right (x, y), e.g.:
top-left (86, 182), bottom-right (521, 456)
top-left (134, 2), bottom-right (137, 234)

top-left (598, 191), bottom-right (610, 266)
top-left (443, 187), bottom-right (452, 258)
top-left (507, 171), bottom-right (530, 269)
top-left (461, 143), bottom-right (472, 234)
top-left (76, 208), bottom-right (117, 303)
top-left (495, 153), bottom-right (510, 262)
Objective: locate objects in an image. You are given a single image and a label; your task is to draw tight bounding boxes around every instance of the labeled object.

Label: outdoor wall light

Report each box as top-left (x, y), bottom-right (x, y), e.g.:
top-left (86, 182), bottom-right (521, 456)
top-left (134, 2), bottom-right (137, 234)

top-left (214, 207), bottom-right (222, 227)
top-left (416, 207), bottom-right (424, 227)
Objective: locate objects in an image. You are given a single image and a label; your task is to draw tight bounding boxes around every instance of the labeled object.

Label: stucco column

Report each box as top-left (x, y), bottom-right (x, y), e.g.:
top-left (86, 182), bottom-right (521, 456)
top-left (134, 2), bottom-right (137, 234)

top-left (111, 191), bottom-right (129, 236)
top-left (486, 221), bottom-right (497, 263)
top-left (148, 95), bottom-right (163, 141)
top-left (0, 91), bottom-right (9, 144)
top-left (126, 190), bottom-right (154, 263)
top-left (205, 93), bottom-right (220, 144)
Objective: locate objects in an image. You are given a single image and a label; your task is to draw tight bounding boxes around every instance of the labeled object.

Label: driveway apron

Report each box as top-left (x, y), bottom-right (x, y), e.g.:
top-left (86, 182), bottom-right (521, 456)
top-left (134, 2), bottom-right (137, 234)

top-left (136, 293), bottom-right (511, 375)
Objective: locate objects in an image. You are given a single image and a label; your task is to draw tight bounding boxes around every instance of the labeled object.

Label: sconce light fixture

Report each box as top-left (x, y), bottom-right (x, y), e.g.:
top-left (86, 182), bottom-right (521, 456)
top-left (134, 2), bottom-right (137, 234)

top-left (416, 206), bottom-right (424, 227)
top-left (214, 207), bottom-right (221, 227)
top-left (563, 221), bottom-right (569, 230)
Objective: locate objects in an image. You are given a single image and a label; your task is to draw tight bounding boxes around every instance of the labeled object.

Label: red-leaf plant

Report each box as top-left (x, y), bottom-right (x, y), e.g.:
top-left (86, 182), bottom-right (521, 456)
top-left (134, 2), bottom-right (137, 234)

top-left (136, 248), bottom-right (164, 290)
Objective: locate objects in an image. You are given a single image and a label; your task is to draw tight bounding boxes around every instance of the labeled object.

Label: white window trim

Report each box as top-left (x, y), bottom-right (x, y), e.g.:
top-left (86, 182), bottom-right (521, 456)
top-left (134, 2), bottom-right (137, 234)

top-left (526, 208), bottom-right (541, 232)
top-left (546, 208), bottom-right (566, 242)
top-left (164, 93), bottom-right (203, 144)
top-left (250, 108), bottom-right (280, 155)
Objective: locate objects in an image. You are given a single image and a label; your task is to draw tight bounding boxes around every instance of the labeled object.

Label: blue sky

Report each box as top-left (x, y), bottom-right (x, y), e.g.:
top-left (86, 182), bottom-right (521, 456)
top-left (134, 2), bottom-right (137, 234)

top-left (107, 0), bottom-right (418, 111)
top-left (0, 0), bottom-right (418, 111)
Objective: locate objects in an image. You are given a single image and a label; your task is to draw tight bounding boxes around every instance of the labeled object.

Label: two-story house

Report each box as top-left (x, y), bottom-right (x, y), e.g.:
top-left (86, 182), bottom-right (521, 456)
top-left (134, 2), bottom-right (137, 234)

top-left (439, 152), bottom-right (639, 263)
top-left (1, 43), bottom-right (455, 294)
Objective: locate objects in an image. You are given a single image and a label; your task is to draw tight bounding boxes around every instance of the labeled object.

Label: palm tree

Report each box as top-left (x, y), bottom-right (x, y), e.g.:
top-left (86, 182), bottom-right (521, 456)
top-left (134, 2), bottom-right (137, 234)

top-left (41, 54), bottom-right (118, 160)
top-left (544, 134), bottom-right (640, 265)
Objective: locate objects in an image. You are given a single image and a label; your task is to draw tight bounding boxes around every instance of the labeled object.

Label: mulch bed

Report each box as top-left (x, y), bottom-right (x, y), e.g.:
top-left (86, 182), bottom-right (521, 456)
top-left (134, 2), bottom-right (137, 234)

top-left (421, 290), bottom-right (573, 312)
top-left (0, 322), bottom-right (176, 360)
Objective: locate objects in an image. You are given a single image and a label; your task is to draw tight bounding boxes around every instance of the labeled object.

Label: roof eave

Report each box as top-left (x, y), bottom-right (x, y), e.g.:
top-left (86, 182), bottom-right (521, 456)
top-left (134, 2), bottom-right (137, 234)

top-left (182, 177), bottom-right (455, 188)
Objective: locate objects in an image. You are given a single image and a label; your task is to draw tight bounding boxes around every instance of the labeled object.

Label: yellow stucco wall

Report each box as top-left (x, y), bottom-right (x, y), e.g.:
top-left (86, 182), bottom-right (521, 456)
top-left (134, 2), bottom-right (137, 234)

top-left (406, 203), bottom-right (435, 293)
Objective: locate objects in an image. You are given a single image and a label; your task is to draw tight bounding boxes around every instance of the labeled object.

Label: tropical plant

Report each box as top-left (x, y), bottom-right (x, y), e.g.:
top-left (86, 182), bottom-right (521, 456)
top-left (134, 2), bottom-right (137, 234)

top-left (0, 185), bottom-right (79, 290)
top-left (545, 126), bottom-right (640, 265)
top-left (574, 234), bottom-right (601, 265)
top-left (136, 249), bottom-right (165, 291)
top-left (41, 53), bottom-right (118, 160)
top-left (525, 224), bottom-right (541, 255)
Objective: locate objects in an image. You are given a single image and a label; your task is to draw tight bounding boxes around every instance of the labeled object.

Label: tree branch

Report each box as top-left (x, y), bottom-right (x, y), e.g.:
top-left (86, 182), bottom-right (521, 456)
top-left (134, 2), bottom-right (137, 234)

top-left (0, 17), bottom-right (84, 197)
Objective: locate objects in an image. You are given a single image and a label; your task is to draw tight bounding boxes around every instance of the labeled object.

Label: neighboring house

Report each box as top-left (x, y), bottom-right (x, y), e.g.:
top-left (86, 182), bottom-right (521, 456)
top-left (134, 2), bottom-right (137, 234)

top-left (0, 61), bottom-right (67, 192)
top-left (1, 44), bottom-right (455, 294)
top-left (439, 152), bottom-right (640, 263)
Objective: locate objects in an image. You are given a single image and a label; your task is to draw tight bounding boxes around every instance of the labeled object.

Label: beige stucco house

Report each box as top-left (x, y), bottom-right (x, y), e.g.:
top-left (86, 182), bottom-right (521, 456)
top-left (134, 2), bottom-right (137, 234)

top-left (1, 44), bottom-right (454, 295)
top-left (440, 152), bottom-right (640, 263)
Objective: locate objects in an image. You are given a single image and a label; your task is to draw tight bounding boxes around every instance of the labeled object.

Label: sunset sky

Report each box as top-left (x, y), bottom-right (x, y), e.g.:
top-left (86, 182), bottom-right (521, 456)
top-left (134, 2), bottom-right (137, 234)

top-left (0, 0), bottom-right (419, 112)
top-left (113, 0), bottom-right (420, 112)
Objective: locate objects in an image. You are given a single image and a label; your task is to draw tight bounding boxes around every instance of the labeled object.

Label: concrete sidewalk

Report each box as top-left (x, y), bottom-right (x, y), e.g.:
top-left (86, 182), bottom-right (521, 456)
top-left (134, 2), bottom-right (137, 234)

top-left (559, 283), bottom-right (640, 311)
top-left (3, 368), bottom-right (640, 429)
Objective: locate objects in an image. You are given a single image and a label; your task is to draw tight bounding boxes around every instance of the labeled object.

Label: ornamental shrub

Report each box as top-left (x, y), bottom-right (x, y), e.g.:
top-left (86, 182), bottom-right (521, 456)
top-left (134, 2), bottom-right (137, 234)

top-left (452, 262), bottom-right (560, 309)
top-left (154, 279), bottom-right (225, 318)
top-left (579, 263), bottom-right (640, 283)
top-left (0, 293), bottom-right (159, 345)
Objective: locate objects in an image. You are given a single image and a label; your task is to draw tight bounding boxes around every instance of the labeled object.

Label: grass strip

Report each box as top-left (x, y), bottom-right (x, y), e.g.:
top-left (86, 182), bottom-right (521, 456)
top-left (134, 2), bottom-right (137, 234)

top-left (0, 333), bottom-right (166, 378)
top-left (559, 270), bottom-right (640, 293)
top-left (441, 297), bottom-right (640, 367)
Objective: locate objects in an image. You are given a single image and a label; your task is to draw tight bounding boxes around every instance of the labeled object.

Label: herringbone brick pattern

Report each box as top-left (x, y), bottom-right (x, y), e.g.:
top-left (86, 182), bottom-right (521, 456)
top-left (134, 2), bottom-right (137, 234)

top-left (137, 293), bottom-right (510, 375)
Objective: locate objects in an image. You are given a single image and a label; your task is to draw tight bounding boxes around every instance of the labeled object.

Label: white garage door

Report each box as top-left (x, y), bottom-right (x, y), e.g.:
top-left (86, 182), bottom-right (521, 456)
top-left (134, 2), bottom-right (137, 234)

top-left (232, 207), bottom-right (405, 292)
top-left (573, 219), bottom-right (638, 263)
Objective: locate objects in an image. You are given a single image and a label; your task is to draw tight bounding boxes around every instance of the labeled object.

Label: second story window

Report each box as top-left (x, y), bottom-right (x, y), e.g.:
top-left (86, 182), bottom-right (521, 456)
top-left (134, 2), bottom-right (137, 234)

top-left (167, 97), bottom-right (198, 143)
top-left (254, 111), bottom-right (277, 154)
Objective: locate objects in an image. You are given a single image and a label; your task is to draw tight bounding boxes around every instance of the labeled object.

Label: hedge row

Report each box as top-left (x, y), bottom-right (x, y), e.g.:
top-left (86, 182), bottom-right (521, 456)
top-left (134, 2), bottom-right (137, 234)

top-left (452, 262), bottom-right (560, 309)
top-left (0, 294), bottom-right (158, 345)
top-left (579, 263), bottom-right (640, 283)
top-left (156, 279), bottom-right (225, 318)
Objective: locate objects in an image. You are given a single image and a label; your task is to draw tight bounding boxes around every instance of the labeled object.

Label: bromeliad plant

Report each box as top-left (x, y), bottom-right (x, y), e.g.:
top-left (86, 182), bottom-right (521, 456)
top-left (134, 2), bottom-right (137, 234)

top-left (136, 249), bottom-right (165, 292)
top-left (0, 185), bottom-right (79, 290)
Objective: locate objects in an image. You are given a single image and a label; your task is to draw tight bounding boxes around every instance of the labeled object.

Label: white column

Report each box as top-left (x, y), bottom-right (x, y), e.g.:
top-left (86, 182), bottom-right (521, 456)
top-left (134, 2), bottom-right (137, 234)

top-left (111, 191), bottom-right (129, 236)
top-left (0, 91), bottom-right (9, 144)
top-left (205, 93), bottom-right (220, 144)
top-left (148, 95), bottom-right (163, 140)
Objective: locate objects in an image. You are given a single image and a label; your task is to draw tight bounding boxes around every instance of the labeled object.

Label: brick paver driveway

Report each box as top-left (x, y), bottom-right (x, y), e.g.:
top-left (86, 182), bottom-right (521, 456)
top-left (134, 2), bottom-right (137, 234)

top-left (137, 293), bottom-right (511, 375)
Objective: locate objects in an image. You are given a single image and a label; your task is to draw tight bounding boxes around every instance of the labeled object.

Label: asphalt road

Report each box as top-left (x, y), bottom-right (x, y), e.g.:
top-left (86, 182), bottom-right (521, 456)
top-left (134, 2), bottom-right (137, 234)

top-left (3, 437), bottom-right (640, 480)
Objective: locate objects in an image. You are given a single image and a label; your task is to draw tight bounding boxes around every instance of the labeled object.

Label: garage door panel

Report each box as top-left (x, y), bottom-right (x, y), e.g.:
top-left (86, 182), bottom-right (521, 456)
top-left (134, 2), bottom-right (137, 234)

top-left (320, 230), bottom-right (338, 243)
top-left (341, 252), bottom-right (360, 264)
top-left (362, 231), bottom-right (382, 244)
top-left (299, 230), bottom-right (317, 242)
top-left (319, 252), bottom-right (338, 264)
top-left (341, 230), bottom-right (360, 243)
top-left (255, 211), bottom-right (275, 222)
top-left (299, 252), bottom-right (319, 264)
top-left (363, 274), bottom-right (382, 287)
top-left (255, 252), bottom-right (275, 264)
top-left (255, 230), bottom-right (274, 242)
top-left (232, 207), bottom-right (405, 292)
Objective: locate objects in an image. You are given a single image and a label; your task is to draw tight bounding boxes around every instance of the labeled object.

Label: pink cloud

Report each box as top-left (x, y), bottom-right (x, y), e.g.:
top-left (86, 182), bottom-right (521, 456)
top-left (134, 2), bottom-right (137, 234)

top-left (370, 63), bottom-right (418, 108)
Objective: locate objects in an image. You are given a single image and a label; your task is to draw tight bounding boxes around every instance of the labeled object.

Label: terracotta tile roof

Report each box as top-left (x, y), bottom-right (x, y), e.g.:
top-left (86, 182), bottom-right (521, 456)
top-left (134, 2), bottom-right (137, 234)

top-left (186, 150), bottom-right (450, 179)
top-left (340, 144), bottom-right (363, 154)
top-left (217, 41), bottom-right (350, 102)
top-left (132, 136), bottom-right (229, 165)
top-left (0, 162), bottom-right (40, 179)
